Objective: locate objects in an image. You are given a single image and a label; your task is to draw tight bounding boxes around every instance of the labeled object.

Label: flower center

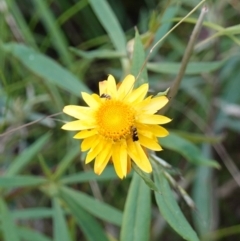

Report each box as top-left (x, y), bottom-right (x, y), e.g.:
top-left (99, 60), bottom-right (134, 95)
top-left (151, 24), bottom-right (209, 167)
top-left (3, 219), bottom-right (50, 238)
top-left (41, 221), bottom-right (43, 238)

top-left (95, 100), bottom-right (135, 142)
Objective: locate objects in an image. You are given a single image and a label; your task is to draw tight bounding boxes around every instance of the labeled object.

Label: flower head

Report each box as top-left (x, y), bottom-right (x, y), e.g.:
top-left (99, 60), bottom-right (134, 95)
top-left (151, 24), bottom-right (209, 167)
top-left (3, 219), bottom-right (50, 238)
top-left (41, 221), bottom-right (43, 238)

top-left (62, 75), bottom-right (171, 178)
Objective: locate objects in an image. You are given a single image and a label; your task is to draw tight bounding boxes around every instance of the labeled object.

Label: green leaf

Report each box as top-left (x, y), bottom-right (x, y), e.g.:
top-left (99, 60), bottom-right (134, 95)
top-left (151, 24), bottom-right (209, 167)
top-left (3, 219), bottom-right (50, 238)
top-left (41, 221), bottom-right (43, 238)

top-left (88, 0), bottom-right (126, 53)
top-left (60, 189), bottom-right (109, 241)
top-left (153, 170), bottom-right (199, 241)
top-left (60, 166), bottom-right (119, 184)
top-left (171, 130), bottom-right (223, 144)
top-left (131, 29), bottom-right (148, 85)
top-left (17, 227), bottom-right (52, 241)
top-left (160, 133), bottom-right (220, 169)
top-left (53, 198), bottom-right (71, 241)
top-left (150, 6), bottom-right (179, 57)
top-left (0, 176), bottom-right (47, 188)
top-left (60, 186), bottom-right (122, 226)
top-left (12, 208), bottom-right (53, 220)
top-left (53, 145), bottom-right (80, 180)
top-left (6, 0), bottom-right (37, 47)
top-left (0, 198), bottom-right (20, 241)
top-left (193, 166), bottom-right (212, 236)
top-left (147, 60), bottom-right (225, 75)
top-left (120, 172), bottom-right (151, 241)
top-left (132, 163), bottom-right (158, 192)
top-left (6, 133), bottom-right (51, 176)
top-left (70, 47), bottom-right (126, 59)
top-left (33, 0), bottom-right (72, 66)
top-left (156, 88), bottom-right (169, 97)
top-left (192, 144), bottom-right (213, 237)
top-left (3, 43), bottom-right (90, 96)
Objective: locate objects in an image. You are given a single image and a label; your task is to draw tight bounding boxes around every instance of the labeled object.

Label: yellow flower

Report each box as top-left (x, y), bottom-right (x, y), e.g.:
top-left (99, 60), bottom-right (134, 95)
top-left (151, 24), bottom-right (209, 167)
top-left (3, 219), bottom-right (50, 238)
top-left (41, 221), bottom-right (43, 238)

top-left (62, 75), bottom-right (170, 178)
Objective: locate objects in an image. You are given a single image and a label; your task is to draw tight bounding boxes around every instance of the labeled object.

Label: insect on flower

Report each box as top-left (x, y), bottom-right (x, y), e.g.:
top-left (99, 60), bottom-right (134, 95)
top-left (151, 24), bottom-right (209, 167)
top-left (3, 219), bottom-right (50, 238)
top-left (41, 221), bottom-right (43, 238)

top-left (131, 126), bottom-right (139, 142)
top-left (100, 93), bottom-right (111, 99)
top-left (62, 75), bottom-right (171, 178)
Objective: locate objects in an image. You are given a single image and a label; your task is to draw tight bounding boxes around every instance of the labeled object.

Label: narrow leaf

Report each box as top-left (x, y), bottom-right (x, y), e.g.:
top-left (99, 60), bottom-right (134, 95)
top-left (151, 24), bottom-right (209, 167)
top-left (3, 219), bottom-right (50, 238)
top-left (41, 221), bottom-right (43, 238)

top-left (6, 133), bottom-right (51, 176)
top-left (60, 166), bottom-right (119, 184)
top-left (171, 130), bottom-right (223, 144)
top-left (17, 227), bottom-right (52, 241)
top-left (12, 208), bottom-right (52, 220)
top-left (60, 190), bottom-right (109, 241)
top-left (3, 43), bottom-right (90, 96)
top-left (132, 162), bottom-right (158, 192)
top-left (53, 198), bottom-right (71, 241)
top-left (70, 47), bottom-right (126, 59)
top-left (193, 166), bottom-right (212, 236)
top-left (88, 0), bottom-right (126, 53)
top-left (54, 145), bottom-right (80, 180)
top-left (60, 186), bottom-right (122, 226)
top-left (33, 0), bottom-right (72, 66)
top-left (153, 170), bottom-right (199, 241)
top-left (150, 6), bottom-right (179, 58)
top-left (160, 133), bottom-right (220, 169)
top-left (0, 176), bottom-right (47, 188)
top-left (120, 172), bottom-right (151, 241)
top-left (147, 60), bottom-right (225, 75)
top-left (131, 29), bottom-right (148, 84)
top-left (0, 198), bottom-right (20, 241)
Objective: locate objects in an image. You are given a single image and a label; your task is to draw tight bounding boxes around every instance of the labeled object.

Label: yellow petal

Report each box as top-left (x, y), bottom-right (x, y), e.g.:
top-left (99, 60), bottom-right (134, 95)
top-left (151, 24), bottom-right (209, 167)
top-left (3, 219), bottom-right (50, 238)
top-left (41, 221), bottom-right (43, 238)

top-left (117, 75), bottom-right (135, 99)
top-left (73, 129), bottom-right (97, 139)
top-left (82, 92), bottom-right (100, 108)
top-left (94, 143), bottom-right (113, 175)
top-left (142, 96), bottom-right (169, 114)
top-left (134, 96), bottom-right (152, 110)
top-left (111, 141), bottom-right (129, 178)
top-left (99, 80), bottom-right (107, 96)
top-left (62, 120), bottom-right (96, 130)
top-left (138, 114), bottom-right (171, 124)
top-left (127, 140), bottom-right (152, 173)
top-left (148, 125), bottom-right (169, 137)
top-left (63, 105), bottom-right (94, 120)
top-left (92, 93), bottom-right (101, 102)
top-left (112, 144), bottom-right (124, 179)
top-left (136, 124), bottom-right (155, 138)
top-left (138, 133), bottom-right (163, 151)
top-left (119, 141), bottom-right (128, 177)
top-left (85, 137), bottom-right (104, 163)
top-left (136, 123), bottom-right (169, 139)
top-left (107, 75), bottom-right (117, 97)
top-left (125, 83), bottom-right (148, 103)
top-left (127, 157), bottom-right (132, 174)
top-left (81, 135), bottom-right (99, 151)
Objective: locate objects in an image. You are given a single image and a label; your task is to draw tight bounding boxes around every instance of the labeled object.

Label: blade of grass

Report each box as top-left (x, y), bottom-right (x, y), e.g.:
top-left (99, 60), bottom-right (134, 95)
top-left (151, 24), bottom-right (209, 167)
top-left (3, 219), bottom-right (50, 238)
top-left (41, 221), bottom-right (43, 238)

top-left (53, 198), bottom-right (71, 241)
top-left (6, 132), bottom-right (51, 176)
top-left (60, 166), bottom-right (119, 184)
top-left (6, 0), bottom-right (37, 47)
top-left (60, 186), bottom-right (122, 226)
top-left (60, 190), bottom-right (109, 241)
top-left (33, 0), bottom-right (72, 66)
top-left (88, 0), bottom-right (128, 72)
top-left (153, 169), bottom-right (200, 241)
top-left (160, 133), bottom-right (220, 169)
top-left (53, 145), bottom-right (80, 180)
top-left (3, 43), bottom-right (90, 96)
top-left (131, 29), bottom-right (148, 84)
top-left (0, 176), bottom-right (47, 188)
top-left (120, 172), bottom-right (151, 241)
top-left (0, 198), bottom-right (20, 241)
top-left (12, 208), bottom-right (53, 220)
top-left (147, 60), bottom-right (225, 75)
top-left (17, 227), bottom-right (52, 241)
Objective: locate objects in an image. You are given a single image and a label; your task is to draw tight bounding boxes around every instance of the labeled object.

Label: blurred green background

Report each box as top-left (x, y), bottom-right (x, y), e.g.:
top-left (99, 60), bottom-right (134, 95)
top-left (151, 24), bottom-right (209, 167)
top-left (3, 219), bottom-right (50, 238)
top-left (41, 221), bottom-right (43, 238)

top-left (0, 0), bottom-right (240, 240)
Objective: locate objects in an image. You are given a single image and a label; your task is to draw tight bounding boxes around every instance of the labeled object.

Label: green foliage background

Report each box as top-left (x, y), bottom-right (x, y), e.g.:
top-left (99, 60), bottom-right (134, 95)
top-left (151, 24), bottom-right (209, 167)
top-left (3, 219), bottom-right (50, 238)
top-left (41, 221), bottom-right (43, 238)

top-left (1, 0), bottom-right (240, 240)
